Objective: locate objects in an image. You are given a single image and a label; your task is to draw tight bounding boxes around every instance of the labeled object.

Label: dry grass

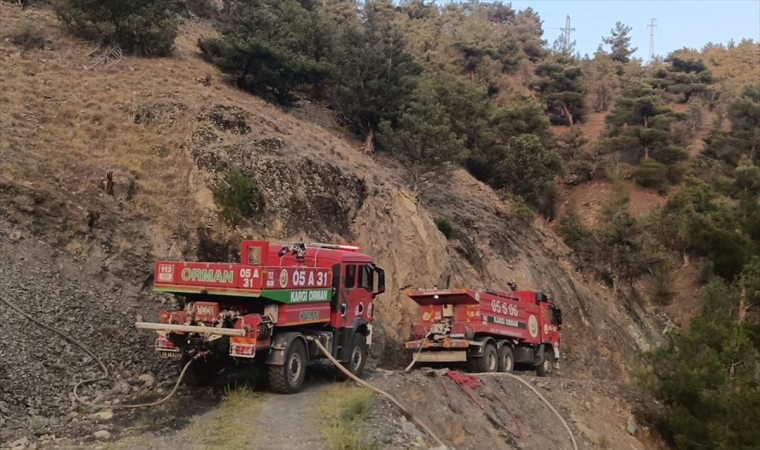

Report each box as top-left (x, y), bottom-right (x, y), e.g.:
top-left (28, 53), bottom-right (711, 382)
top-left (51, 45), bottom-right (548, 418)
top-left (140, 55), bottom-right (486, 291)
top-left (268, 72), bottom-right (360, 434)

top-left (0, 1), bottom-right (397, 255)
top-left (318, 383), bottom-right (376, 450)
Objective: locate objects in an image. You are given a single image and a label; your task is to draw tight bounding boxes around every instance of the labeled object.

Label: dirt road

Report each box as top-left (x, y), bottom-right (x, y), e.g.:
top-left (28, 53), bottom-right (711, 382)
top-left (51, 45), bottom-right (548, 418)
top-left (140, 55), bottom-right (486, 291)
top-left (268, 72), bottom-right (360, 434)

top-left (38, 385), bottom-right (330, 450)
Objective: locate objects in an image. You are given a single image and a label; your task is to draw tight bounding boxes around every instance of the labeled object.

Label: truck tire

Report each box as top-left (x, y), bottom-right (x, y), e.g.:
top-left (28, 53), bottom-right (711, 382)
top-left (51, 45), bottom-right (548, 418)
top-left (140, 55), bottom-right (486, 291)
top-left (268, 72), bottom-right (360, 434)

top-left (470, 342), bottom-right (498, 373)
top-left (347, 333), bottom-right (368, 377)
top-left (536, 348), bottom-right (554, 377)
top-left (269, 338), bottom-right (307, 394)
top-left (335, 333), bottom-right (368, 381)
top-left (497, 345), bottom-right (514, 373)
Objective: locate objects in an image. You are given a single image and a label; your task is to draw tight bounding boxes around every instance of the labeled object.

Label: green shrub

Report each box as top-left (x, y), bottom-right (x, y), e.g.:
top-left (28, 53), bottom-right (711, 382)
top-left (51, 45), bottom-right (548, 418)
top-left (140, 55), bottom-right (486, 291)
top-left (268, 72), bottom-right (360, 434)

top-left (185, 0), bottom-right (217, 19)
top-left (558, 207), bottom-right (591, 251)
top-left (8, 23), bottom-right (48, 51)
top-left (633, 159), bottom-right (669, 188)
top-left (434, 217), bottom-right (456, 239)
top-left (509, 195), bottom-right (535, 223)
top-left (53, 0), bottom-right (179, 57)
top-left (650, 269), bottom-right (674, 306)
top-left (213, 169), bottom-right (263, 225)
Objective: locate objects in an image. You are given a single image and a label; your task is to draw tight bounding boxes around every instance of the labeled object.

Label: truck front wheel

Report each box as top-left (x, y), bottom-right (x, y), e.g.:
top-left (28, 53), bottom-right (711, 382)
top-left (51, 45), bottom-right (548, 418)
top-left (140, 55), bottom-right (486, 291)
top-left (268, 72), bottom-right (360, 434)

top-left (335, 333), bottom-right (368, 381)
top-left (347, 333), bottom-right (368, 377)
top-left (269, 338), bottom-right (307, 394)
top-left (536, 348), bottom-right (554, 377)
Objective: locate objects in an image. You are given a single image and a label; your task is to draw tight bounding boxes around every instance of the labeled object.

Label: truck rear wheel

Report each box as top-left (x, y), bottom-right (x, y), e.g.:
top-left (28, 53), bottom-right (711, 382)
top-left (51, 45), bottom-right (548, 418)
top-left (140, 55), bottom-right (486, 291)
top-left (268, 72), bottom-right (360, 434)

top-left (497, 345), bottom-right (514, 373)
top-left (269, 338), bottom-right (307, 394)
top-left (470, 342), bottom-right (498, 373)
top-left (536, 348), bottom-right (554, 377)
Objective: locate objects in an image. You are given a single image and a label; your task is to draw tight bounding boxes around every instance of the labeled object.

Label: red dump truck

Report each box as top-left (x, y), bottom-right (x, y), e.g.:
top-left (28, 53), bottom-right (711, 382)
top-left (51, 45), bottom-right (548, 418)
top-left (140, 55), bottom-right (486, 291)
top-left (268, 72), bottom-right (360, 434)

top-left (135, 240), bottom-right (385, 393)
top-left (404, 287), bottom-right (562, 376)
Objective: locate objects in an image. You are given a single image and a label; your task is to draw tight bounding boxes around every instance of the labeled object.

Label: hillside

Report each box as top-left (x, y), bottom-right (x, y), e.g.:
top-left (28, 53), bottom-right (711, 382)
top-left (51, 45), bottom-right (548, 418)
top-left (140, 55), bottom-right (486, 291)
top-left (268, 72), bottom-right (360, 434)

top-left (1, 1), bottom-right (759, 450)
top-left (0, 2), bottom-right (671, 449)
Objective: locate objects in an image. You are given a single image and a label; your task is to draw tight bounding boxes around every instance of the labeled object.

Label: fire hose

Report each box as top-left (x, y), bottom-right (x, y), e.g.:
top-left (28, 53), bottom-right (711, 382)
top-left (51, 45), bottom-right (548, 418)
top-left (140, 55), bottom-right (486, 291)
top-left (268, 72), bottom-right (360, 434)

top-left (404, 329), bottom-right (432, 373)
top-left (477, 372), bottom-right (578, 450)
top-left (305, 336), bottom-right (448, 449)
top-left (0, 294), bottom-right (198, 410)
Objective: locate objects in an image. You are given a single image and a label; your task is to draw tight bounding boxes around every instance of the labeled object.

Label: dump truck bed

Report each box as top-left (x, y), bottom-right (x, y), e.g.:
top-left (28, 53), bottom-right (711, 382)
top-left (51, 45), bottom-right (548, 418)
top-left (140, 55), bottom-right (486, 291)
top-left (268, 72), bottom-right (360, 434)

top-left (406, 288), bottom-right (551, 345)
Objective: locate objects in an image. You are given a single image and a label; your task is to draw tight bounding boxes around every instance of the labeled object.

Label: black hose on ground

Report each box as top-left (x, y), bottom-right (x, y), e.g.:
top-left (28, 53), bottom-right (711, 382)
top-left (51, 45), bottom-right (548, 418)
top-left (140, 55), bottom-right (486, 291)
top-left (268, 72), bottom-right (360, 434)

top-left (1, 294), bottom-right (197, 410)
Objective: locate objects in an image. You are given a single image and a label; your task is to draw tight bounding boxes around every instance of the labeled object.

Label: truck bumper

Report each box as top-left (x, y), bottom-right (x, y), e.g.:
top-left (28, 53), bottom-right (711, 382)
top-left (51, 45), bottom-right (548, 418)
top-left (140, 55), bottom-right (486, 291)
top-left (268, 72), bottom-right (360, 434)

top-left (404, 338), bottom-right (470, 350)
top-left (415, 350), bottom-right (468, 363)
top-left (135, 321), bottom-right (246, 337)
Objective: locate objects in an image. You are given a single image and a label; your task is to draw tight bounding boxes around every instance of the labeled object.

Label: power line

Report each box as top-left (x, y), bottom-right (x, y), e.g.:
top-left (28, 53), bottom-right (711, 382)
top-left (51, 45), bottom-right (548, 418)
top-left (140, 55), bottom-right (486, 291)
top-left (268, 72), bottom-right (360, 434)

top-left (648, 18), bottom-right (657, 62)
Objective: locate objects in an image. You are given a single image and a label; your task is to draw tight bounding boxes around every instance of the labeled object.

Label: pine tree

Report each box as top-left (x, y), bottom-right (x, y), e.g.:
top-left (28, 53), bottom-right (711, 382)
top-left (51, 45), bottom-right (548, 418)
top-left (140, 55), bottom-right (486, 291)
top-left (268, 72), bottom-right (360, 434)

top-left (327, 1), bottom-right (422, 153)
top-left (702, 84), bottom-right (760, 166)
top-left (650, 56), bottom-right (716, 104)
top-left (489, 134), bottom-right (562, 217)
top-left (197, 0), bottom-right (333, 105)
top-left (532, 53), bottom-right (587, 126)
top-left (727, 84), bottom-right (760, 164)
top-left (376, 81), bottom-right (466, 192)
top-left (603, 80), bottom-right (687, 162)
top-left (54, 0), bottom-right (179, 56)
top-left (491, 96), bottom-right (551, 146)
top-left (582, 50), bottom-right (621, 112)
top-left (601, 21), bottom-right (637, 64)
top-left (512, 7), bottom-right (547, 62)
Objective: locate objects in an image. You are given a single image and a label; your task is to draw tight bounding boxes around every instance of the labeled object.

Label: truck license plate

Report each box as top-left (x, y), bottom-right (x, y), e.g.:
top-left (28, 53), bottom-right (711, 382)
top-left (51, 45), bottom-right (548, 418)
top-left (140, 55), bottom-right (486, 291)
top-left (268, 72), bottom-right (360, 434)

top-left (416, 351), bottom-right (467, 363)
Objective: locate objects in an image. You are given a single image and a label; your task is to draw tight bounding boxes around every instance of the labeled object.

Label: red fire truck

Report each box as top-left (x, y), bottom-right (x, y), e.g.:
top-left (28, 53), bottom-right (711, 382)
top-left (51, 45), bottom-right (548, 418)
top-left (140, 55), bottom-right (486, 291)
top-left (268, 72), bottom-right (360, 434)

top-left (404, 287), bottom-right (562, 376)
top-left (135, 240), bottom-right (385, 393)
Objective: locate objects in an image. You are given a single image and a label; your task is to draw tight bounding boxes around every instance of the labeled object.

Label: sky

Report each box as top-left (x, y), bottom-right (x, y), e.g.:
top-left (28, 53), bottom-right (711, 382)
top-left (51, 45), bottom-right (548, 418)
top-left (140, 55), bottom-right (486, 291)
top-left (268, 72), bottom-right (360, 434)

top-left (435, 1), bottom-right (760, 61)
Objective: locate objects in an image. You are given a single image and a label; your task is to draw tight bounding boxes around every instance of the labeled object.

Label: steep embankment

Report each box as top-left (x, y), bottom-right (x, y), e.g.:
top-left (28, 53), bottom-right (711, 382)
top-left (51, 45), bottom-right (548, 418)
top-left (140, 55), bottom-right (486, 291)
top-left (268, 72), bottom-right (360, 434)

top-left (1, 3), bottom-right (666, 448)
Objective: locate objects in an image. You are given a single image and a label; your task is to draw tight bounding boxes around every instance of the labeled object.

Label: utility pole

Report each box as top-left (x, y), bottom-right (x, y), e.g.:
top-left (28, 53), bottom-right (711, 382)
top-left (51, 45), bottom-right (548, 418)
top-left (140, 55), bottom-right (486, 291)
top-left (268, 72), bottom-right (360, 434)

top-left (648, 18), bottom-right (657, 62)
top-left (562, 15), bottom-right (575, 54)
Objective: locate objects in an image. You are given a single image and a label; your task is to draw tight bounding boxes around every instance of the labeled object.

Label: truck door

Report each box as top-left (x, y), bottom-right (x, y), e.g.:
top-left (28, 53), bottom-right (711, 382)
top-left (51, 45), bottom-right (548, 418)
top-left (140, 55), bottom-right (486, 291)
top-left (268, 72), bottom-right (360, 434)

top-left (340, 263), bottom-right (357, 325)
top-left (355, 264), bottom-right (374, 321)
top-left (540, 304), bottom-right (561, 351)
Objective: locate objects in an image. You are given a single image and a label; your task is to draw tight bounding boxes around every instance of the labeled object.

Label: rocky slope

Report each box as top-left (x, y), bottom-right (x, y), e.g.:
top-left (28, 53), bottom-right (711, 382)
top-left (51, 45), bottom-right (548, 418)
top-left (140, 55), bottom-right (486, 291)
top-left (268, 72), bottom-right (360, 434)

top-left (1, 2), bottom-right (667, 448)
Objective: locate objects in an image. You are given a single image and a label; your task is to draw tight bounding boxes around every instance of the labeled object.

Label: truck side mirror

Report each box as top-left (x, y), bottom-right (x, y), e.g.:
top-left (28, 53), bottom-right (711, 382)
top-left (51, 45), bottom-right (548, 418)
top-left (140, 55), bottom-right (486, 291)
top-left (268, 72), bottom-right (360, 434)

top-left (373, 267), bottom-right (385, 297)
top-left (556, 308), bottom-right (563, 329)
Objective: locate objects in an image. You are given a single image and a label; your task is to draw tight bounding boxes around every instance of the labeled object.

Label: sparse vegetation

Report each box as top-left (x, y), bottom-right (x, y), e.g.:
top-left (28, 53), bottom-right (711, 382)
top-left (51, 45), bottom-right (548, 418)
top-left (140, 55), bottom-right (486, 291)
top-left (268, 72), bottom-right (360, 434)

top-left (53, 0), bottom-right (179, 56)
top-left (434, 217), bottom-right (455, 240)
top-left (318, 383), bottom-right (376, 450)
top-left (197, 385), bottom-right (262, 449)
top-left (7, 22), bottom-right (48, 51)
